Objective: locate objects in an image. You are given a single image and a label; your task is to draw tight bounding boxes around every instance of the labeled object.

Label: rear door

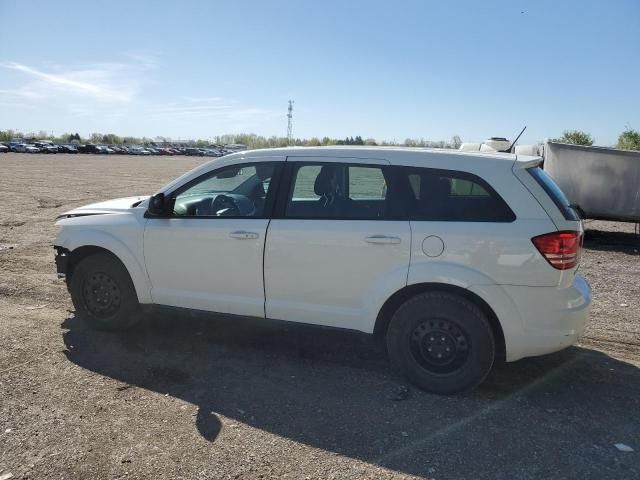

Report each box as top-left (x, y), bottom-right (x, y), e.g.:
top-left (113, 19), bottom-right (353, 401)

top-left (263, 157), bottom-right (411, 333)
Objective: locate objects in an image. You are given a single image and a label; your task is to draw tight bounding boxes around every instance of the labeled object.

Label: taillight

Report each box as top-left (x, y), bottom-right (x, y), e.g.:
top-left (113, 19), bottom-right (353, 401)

top-left (531, 231), bottom-right (583, 270)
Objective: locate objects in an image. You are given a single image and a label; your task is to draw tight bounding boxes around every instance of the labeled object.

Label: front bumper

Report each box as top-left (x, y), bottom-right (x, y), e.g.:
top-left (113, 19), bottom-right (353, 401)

top-left (54, 246), bottom-right (69, 278)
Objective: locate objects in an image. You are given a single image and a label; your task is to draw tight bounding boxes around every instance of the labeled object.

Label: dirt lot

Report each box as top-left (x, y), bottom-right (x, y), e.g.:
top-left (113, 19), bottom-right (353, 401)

top-left (1, 153), bottom-right (639, 479)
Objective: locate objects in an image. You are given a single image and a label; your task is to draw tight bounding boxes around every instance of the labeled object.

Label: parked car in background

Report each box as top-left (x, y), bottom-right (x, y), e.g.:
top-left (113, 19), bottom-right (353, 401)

top-left (94, 146), bottom-right (114, 154)
top-left (14, 143), bottom-right (40, 153)
top-left (59, 145), bottom-right (79, 154)
top-left (9, 139), bottom-right (31, 152)
top-left (77, 144), bottom-right (99, 154)
top-left (185, 148), bottom-right (204, 156)
top-left (0, 144), bottom-right (9, 153)
top-left (13, 141), bottom-right (231, 157)
top-left (35, 142), bottom-right (59, 154)
top-left (224, 143), bottom-right (248, 151)
top-left (203, 149), bottom-right (222, 157)
top-left (128, 146), bottom-right (151, 155)
top-left (53, 146), bottom-right (591, 394)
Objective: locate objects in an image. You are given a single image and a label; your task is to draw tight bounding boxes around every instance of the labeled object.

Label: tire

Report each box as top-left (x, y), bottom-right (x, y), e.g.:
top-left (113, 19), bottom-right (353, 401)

top-left (69, 252), bottom-right (142, 331)
top-left (386, 291), bottom-right (495, 395)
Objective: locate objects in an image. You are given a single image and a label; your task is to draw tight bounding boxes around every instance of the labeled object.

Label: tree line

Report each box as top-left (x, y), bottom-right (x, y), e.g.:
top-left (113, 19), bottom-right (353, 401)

top-left (552, 128), bottom-right (640, 150)
top-left (2, 128), bottom-right (639, 151)
top-left (0, 130), bottom-right (464, 150)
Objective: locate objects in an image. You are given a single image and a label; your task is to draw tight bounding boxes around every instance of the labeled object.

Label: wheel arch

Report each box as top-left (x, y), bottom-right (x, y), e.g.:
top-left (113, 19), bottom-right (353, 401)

top-left (66, 245), bottom-right (117, 281)
top-left (374, 282), bottom-right (506, 361)
top-left (65, 245), bottom-right (147, 303)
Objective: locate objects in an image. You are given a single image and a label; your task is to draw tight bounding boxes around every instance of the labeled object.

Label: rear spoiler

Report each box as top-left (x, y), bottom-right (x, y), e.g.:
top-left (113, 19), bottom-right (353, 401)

top-left (512, 156), bottom-right (542, 170)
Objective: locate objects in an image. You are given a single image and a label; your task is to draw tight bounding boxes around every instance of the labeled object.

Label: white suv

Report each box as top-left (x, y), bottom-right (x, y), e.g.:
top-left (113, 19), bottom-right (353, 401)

top-left (54, 147), bottom-right (591, 394)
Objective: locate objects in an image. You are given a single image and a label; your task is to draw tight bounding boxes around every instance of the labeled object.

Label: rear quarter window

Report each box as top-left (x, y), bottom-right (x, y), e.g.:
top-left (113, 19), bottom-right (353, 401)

top-left (527, 167), bottom-right (579, 221)
top-left (394, 167), bottom-right (515, 222)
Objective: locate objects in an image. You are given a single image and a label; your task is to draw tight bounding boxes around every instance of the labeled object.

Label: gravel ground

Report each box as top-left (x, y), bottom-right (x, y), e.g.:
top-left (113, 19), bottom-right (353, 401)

top-left (0, 153), bottom-right (639, 480)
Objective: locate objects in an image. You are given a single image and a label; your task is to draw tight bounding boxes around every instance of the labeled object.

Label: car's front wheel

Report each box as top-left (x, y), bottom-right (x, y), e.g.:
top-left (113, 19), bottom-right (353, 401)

top-left (386, 291), bottom-right (495, 395)
top-left (69, 252), bottom-right (142, 331)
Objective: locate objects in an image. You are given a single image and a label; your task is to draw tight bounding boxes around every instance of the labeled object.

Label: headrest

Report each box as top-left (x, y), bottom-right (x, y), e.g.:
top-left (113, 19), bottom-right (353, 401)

top-left (314, 166), bottom-right (339, 196)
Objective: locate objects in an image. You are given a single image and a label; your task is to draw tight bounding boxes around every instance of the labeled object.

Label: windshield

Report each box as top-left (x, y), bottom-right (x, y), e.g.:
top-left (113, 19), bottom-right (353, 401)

top-left (184, 166), bottom-right (257, 196)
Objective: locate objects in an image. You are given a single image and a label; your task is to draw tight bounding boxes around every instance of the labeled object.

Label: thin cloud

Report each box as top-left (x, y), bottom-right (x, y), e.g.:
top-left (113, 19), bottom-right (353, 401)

top-left (122, 50), bottom-right (162, 68)
top-left (0, 57), bottom-right (278, 136)
top-left (0, 100), bottom-right (36, 109)
top-left (150, 96), bottom-right (278, 122)
top-left (156, 105), bottom-right (236, 114)
top-left (180, 96), bottom-right (230, 104)
top-left (0, 61), bottom-right (150, 102)
top-left (0, 87), bottom-right (44, 99)
top-left (150, 100), bottom-right (273, 121)
top-left (2, 62), bottom-right (108, 96)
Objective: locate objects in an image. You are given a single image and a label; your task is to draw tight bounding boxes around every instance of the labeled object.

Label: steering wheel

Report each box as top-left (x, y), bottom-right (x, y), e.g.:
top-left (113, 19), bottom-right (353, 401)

top-left (210, 194), bottom-right (241, 216)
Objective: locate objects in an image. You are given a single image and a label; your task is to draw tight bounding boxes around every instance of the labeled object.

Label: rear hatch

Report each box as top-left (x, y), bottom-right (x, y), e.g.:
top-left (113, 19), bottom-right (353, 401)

top-left (513, 157), bottom-right (584, 284)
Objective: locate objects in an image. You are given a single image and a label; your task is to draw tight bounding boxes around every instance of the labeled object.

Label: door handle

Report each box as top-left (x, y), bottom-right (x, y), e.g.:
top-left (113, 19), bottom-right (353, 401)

top-left (229, 231), bottom-right (259, 240)
top-left (364, 235), bottom-right (401, 245)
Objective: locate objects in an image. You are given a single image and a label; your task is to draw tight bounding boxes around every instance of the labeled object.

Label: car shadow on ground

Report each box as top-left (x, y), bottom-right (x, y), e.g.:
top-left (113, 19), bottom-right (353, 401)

top-left (584, 228), bottom-right (640, 255)
top-left (62, 312), bottom-right (640, 479)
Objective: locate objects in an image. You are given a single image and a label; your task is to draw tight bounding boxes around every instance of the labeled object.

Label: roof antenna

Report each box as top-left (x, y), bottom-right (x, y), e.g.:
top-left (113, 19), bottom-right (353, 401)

top-left (500, 125), bottom-right (527, 153)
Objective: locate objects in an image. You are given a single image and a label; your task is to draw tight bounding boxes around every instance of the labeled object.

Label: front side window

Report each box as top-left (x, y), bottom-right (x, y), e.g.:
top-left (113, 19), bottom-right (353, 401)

top-left (172, 162), bottom-right (277, 217)
top-left (286, 163), bottom-right (389, 219)
top-left (398, 167), bottom-right (515, 222)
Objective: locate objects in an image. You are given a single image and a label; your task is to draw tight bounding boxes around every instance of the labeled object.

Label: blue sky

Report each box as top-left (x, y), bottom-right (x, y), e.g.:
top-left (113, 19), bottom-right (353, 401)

top-left (0, 0), bottom-right (638, 145)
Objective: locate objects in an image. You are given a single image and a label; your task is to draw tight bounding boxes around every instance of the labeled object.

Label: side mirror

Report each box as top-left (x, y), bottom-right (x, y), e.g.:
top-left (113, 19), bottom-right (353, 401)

top-left (147, 193), bottom-right (168, 216)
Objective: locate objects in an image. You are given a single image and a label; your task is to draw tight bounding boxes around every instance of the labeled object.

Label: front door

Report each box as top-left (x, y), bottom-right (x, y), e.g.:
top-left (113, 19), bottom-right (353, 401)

top-left (264, 158), bottom-right (411, 332)
top-left (143, 161), bottom-right (281, 317)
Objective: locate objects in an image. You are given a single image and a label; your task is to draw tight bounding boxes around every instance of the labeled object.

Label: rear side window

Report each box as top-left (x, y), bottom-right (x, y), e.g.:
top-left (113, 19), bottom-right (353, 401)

top-left (393, 167), bottom-right (515, 222)
top-left (286, 163), bottom-right (389, 219)
top-left (527, 167), bottom-right (579, 221)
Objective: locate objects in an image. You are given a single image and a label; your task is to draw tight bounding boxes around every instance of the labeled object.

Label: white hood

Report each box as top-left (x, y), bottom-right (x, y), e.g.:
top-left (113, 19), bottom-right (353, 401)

top-left (58, 196), bottom-right (149, 218)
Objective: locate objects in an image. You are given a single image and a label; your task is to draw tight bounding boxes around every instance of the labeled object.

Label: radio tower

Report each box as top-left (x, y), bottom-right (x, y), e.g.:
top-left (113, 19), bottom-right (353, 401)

top-left (287, 100), bottom-right (294, 145)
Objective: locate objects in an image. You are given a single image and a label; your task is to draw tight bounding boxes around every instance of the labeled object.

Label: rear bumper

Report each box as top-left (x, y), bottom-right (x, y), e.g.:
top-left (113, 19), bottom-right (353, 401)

top-left (502, 275), bottom-right (592, 361)
top-left (470, 275), bottom-right (592, 362)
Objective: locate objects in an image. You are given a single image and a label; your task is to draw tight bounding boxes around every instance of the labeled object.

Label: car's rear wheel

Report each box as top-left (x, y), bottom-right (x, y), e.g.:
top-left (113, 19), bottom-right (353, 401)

top-left (386, 291), bottom-right (495, 394)
top-left (69, 252), bottom-right (142, 331)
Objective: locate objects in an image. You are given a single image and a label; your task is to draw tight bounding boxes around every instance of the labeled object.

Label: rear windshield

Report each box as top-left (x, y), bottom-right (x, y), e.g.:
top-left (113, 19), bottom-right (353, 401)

top-left (527, 167), bottom-right (579, 221)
